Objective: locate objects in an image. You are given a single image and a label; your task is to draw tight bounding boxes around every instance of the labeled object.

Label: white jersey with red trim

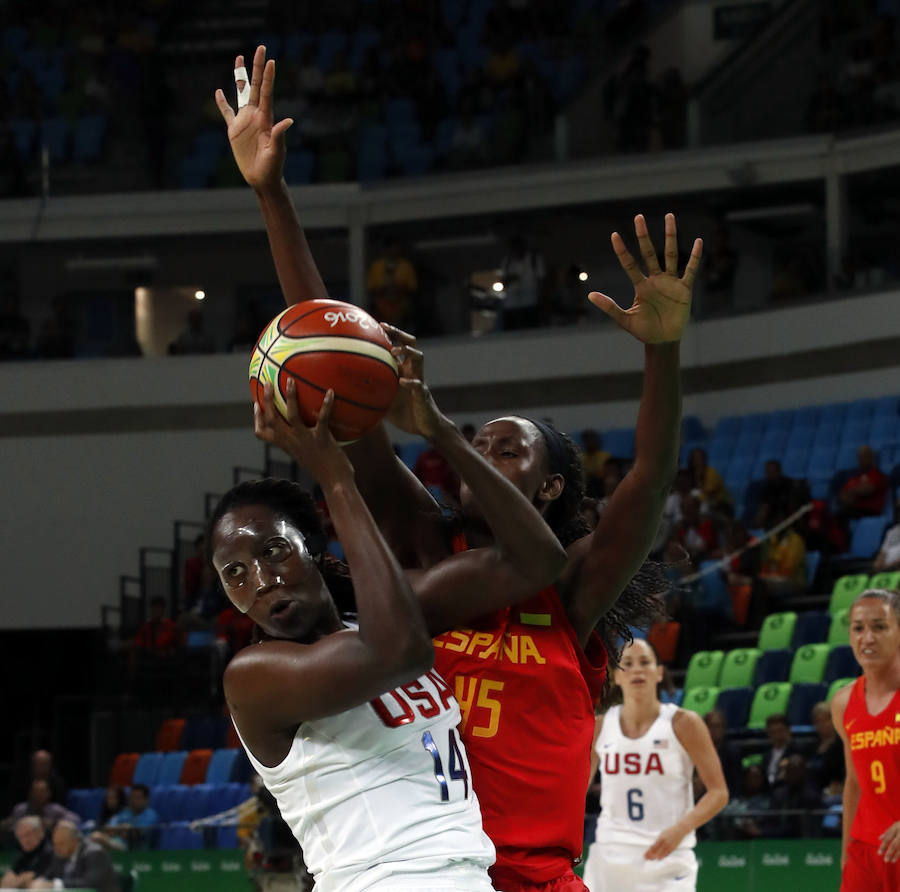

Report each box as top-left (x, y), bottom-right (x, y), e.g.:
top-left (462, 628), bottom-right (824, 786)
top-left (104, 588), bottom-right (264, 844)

top-left (594, 703), bottom-right (696, 849)
top-left (234, 668), bottom-right (495, 892)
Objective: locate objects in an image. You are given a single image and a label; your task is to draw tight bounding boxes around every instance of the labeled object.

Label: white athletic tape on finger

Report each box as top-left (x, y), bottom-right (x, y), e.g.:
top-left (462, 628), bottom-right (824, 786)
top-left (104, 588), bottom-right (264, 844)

top-left (234, 66), bottom-right (251, 108)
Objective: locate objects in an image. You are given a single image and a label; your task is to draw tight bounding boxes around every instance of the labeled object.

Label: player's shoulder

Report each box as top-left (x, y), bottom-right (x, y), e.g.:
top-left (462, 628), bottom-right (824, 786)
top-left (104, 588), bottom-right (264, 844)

top-left (831, 678), bottom-right (858, 718)
top-left (671, 706), bottom-right (707, 741)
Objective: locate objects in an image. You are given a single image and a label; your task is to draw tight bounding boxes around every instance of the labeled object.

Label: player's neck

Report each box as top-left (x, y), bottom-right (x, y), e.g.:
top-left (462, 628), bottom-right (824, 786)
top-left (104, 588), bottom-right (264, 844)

top-left (620, 696), bottom-right (661, 732)
top-left (864, 659), bottom-right (900, 698)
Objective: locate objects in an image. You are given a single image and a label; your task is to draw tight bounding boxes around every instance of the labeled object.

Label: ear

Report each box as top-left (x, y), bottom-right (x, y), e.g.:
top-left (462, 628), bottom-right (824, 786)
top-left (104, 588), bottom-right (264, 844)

top-left (537, 473), bottom-right (565, 504)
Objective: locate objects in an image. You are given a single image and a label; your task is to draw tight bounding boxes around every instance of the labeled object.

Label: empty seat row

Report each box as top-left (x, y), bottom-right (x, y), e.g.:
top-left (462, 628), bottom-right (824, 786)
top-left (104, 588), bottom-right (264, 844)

top-left (109, 747), bottom-right (250, 787)
top-left (684, 641), bottom-right (859, 692)
top-left (154, 715), bottom-right (240, 752)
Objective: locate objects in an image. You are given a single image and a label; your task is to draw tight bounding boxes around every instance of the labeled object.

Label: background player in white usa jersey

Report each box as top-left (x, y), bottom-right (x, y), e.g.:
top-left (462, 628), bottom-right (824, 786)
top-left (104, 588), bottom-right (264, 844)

top-left (209, 387), bottom-right (499, 892)
top-left (582, 639), bottom-right (728, 892)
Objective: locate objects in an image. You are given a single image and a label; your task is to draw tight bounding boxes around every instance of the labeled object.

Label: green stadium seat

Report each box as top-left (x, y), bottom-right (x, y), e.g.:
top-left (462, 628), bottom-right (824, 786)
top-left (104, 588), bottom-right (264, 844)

top-left (869, 571), bottom-right (900, 592)
top-left (683, 650), bottom-right (724, 690)
top-left (748, 682), bottom-right (793, 729)
top-left (719, 648), bottom-right (761, 689)
top-left (827, 608), bottom-right (851, 647)
top-left (828, 574), bottom-right (870, 614)
top-left (827, 677), bottom-right (858, 702)
top-left (681, 685), bottom-right (720, 717)
top-left (758, 612), bottom-right (797, 651)
top-left (789, 643), bottom-right (830, 684)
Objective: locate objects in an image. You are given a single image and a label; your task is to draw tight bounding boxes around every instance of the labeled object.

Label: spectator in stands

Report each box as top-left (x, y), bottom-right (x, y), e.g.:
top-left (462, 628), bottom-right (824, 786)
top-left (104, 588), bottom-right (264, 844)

top-left (704, 710), bottom-right (743, 798)
top-left (0, 294), bottom-right (30, 360)
top-left (1, 782), bottom-right (80, 836)
top-left (499, 234), bottom-right (546, 330)
top-left (838, 444), bottom-right (889, 521)
top-left (757, 509), bottom-right (807, 602)
top-left (766, 754), bottom-right (823, 838)
top-left (30, 821), bottom-right (119, 892)
top-left (721, 763), bottom-right (769, 839)
top-left (760, 714), bottom-right (804, 790)
top-left (1, 817), bottom-right (53, 889)
top-left (649, 471), bottom-right (687, 558)
top-left (169, 308), bottom-right (215, 355)
top-left (754, 459), bottom-right (795, 528)
top-left (874, 497), bottom-right (900, 571)
top-left (179, 563), bottom-right (227, 635)
top-left (95, 787), bottom-right (126, 832)
top-left (183, 534), bottom-right (206, 600)
top-left (132, 596), bottom-right (181, 656)
top-left (580, 429), bottom-right (610, 498)
top-left (722, 519), bottom-right (760, 587)
top-left (447, 104), bottom-right (490, 171)
top-left (215, 603), bottom-right (256, 657)
top-left (688, 447), bottom-right (730, 513)
top-left (806, 701), bottom-right (844, 797)
top-left (92, 784), bottom-right (158, 852)
top-left (366, 238), bottom-right (418, 330)
top-left (675, 494), bottom-right (719, 564)
top-left (13, 751), bottom-right (68, 810)
top-left (412, 443), bottom-right (458, 504)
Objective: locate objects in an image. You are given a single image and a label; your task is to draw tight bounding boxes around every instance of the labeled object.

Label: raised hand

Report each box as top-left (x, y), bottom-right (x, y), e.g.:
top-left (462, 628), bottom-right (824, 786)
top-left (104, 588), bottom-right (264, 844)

top-left (214, 45), bottom-right (292, 191)
top-left (381, 324), bottom-right (448, 440)
top-left (254, 381), bottom-right (354, 484)
top-left (589, 213), bottom-right (702, 344)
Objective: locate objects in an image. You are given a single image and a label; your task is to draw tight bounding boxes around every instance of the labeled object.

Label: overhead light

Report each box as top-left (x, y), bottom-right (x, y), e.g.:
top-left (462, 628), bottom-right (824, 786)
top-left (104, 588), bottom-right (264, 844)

top-left (194, 290), bottom-right (206, 301)
top-left (578, 271), bottom-right (588, 282)
top-left (492, 281), bottom-right (504, 292)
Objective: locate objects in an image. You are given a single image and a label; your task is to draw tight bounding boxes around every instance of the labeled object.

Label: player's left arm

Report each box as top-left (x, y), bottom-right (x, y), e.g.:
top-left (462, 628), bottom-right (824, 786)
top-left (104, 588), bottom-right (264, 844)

top-left (559, 214), bottom-right (702, 646)
top-left (645, 709), bottom-right (729, 861)
top-left (588, 713), bottom-right (604, 796)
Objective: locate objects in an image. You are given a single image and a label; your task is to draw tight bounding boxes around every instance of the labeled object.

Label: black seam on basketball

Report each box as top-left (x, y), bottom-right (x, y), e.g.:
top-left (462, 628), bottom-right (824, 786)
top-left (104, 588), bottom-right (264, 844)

top-left (282, 370), bottom-right (393, 412)
top-left (275, 303), bottom-right (340, 334)
top-left (278, 348), bottom-right (398, 375)
top-left (276, 329), bottom-right (393, 350)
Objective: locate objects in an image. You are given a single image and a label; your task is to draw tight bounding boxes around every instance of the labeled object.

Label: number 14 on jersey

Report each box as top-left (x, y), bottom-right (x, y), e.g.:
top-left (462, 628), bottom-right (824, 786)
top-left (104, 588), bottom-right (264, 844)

top-left (422, 728), bottom-right (470, 802)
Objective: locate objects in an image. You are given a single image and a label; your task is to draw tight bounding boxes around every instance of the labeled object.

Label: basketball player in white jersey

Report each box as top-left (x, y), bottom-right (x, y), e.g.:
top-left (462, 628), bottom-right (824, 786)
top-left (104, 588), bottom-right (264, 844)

top-left (210, 383), bottom-right (567, 891)
top-left (582, 639), bottom-right (728, 891)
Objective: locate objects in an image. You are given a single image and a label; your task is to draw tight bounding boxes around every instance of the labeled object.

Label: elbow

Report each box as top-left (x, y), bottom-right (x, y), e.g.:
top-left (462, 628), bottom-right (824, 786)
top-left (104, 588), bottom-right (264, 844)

top-left (395, 630), bottom-right (435, 679)
top-left (713, 786), bottom-right (730, 814)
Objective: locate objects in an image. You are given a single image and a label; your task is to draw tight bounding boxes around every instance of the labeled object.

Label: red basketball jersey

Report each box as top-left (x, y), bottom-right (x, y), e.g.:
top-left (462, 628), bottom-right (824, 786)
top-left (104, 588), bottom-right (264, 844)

top-left (432, 534), bottom-right (608, 884)
top-left (844, 675), bottom-right (900, 846)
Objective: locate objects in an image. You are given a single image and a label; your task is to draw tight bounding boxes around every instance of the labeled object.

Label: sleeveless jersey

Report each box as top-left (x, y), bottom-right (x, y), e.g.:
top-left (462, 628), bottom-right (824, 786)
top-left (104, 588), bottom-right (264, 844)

top-left (432, 534), bottom-right (608, 883)
top-left (595, 703), bottom-right (696, 849)
top-left (235, 668), bottom-right (495, 892)
top-left (844, 675), bottom-right (900, 847)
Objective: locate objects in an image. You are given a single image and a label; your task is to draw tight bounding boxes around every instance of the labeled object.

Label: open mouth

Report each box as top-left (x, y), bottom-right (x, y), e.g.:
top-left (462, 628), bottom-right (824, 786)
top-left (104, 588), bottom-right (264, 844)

top-left (270, 598), bottom-right (296, 621)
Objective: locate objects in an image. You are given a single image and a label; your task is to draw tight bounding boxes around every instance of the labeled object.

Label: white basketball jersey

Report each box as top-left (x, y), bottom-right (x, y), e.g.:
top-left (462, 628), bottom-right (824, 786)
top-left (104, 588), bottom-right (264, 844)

top-left (235, 668), bottom-right (495, 892)
top-left (595, 703), bottom-right (696, 849)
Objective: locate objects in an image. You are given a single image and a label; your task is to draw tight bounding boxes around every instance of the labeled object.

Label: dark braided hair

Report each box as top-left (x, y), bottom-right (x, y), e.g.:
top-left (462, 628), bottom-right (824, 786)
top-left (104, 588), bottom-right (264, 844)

top-left (206, 478), bottom-right (357, 621)
top-left (519, 417), bottom-right (670, 693)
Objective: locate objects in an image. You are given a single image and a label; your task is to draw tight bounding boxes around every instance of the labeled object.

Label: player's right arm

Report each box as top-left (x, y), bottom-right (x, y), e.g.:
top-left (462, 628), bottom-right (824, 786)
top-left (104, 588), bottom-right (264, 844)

top-left (832, 684), bottom-right (859, 870)
top-left (588, 713), bottom-right (604, 795)
top-left (216, 46), bottom-right (440, 562)
top-left (224, 387), bottom-right (434, 733)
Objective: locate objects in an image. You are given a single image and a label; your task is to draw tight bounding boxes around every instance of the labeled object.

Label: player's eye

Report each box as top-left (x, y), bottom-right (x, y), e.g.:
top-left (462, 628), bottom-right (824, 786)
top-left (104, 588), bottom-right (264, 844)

top-left (223, 564), bottom-right (245, 583)
top-left (265, 539), bottom-right (290, 560)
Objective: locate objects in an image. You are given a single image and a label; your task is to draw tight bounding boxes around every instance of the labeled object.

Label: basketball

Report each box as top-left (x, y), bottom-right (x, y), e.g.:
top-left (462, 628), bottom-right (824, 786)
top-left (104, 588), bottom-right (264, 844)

top-left (249, 299), bottom-right (399, 443)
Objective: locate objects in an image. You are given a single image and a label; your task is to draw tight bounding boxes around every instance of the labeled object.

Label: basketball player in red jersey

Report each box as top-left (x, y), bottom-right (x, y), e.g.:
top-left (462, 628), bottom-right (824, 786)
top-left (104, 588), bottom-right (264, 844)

top-left (832, 589), bottom-right (900, 891)
top-left (217, 47), bottom-right (700, 892)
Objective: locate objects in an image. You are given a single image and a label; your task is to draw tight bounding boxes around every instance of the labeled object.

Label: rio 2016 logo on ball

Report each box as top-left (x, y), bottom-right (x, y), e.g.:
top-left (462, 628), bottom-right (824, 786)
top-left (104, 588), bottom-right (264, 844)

top-left (249, 299), bottom-right (399, 443)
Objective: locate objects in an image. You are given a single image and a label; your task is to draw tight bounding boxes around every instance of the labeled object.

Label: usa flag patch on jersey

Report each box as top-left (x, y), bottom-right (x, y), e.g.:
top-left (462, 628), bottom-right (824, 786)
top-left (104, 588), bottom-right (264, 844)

top-left (652, 739), bottom-right (669, 748)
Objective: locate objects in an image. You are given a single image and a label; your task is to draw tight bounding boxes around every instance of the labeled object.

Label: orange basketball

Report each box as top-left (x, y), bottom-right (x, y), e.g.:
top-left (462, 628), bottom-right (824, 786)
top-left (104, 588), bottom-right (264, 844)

top-left (249, 300), bottom-right (399, 443)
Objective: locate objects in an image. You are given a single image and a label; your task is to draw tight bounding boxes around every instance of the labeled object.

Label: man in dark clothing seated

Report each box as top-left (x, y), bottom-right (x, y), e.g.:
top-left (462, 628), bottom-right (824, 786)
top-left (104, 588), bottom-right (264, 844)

top-left (766, 754), bottom-right (823, 838)
top-left (1, 816), bottom-right (54, 888)
top-left (29, 821), bottom-right (119, 892)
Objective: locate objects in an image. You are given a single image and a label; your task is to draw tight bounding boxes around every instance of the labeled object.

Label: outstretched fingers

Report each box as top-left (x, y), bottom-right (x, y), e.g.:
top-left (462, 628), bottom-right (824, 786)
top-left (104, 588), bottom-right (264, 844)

top-left (315, 389), bottom-right (335, 432)
top-left (248, 45), bottom-right (266, 107)
top-left (633, 213), bottom-right (662, 276)
top-left (611, 231), bottom-right (645, 286)
top-left (663, 212), bottom-right (678, 275)
top-left (680, 237), bottom-right (704, 289)
top-left (214, 89), bottom-right (235, 124)
top-left (258, 57), bottom-right (276, 118)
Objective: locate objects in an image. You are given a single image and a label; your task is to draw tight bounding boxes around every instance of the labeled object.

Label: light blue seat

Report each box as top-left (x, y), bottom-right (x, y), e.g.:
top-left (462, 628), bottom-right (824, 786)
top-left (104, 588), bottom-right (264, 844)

top-left (807, 447), bottom-right (837, 477)
top-left (132, 752), bottom-right (164, 787)
top-left (158, 751), bottom-right (188, 785)
top-left (206, 749), bottom-right (240, 783)
top-left (785, 427), bottom-right (815, 451)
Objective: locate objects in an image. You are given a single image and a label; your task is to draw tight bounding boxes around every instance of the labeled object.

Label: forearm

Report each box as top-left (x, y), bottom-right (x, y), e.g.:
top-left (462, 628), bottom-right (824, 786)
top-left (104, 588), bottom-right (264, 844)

top-left (431, 419), bottom-right (567, 583)
top-left (633, 342), bottom-right (681, 488)
top-left (321, 475), bottom-right (432, 666)
top-left (677, 786), bottom-right (729, 834)
top-left (255, 181), bottom-right (329, 306)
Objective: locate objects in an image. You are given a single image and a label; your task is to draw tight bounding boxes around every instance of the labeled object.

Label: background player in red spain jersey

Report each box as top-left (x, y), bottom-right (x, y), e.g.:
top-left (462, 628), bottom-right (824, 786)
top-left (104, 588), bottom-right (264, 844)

top-left (217, 46), bottom-right (699, 892)
top-left (832, 589), bottom-right (900, 891)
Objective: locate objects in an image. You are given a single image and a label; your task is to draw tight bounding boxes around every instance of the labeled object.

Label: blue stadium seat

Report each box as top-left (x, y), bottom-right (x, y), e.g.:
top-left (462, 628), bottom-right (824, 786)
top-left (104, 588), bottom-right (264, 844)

top-left (765, 410), bottom-right (794, 432)
top-left (206, 749), bottom-right (240, 783)
top-left (753, 648), bottom-right (792, 685)
top-left (791, 610), bottom-right (829, 647)
top-left (132, 752), bottom-right (164, 787)
top-left (696, 563), bottom-right (733, 618)
top-left (715, 687), bottom-right (753, 730)
top-left (182, 715), bottom-right (226, 751)
top-left (724, 457), bottom-right (753, 494)
top-left (740, 414), bottom-right (768, 434)
top-left (824, 645), bottom-right (859, 684)
top-left (846, 399), bottom-right (875, 422)
top-left (398, 441), bottom-right (428, 470)
top-left (707, 437), bottom-right (735, 465)
top-left (785, 427), bottom-right (815, 452)
top-left (186, 629), bottom-right (214, 648)
top-left (814, 424), bottom-right (842, 448)
top-left (782, 450), bottom-right (809, 479)
top-left (158, 751), bottom-right (188, 785)
top-left (150, 785), bottom-right (190, 822)
top-left (159, 821), bottom-right (203, 850)
top-left (840, 420), bottom-right (871, 449)
top-left (806, 551), bottom-right (821, 587)
top-left (217, 825), bottom-right (239, 849)
top-left (326, 538), bottom-right (344, 560)
top-left (807, 447), bottom-right (837, 477)
top-left (732, 431), bottom-right (761, 457)
top-left (758, 429), bottom-right (788, 459)
top-left (836, 443), bottom-right (861, 472)
top-left (67, 788), bottom-right (105, 824)
top-left (848, 516), bottom-right (890, 559)
top-left (874, 396), bottom-right (900, 418)
top-left (682, 416), bottom-right (706, 441)
top-left (808, 474), bottom-right (833, 500)
top-left (792, 406), bottom-right (819, 430)
top-left (819, 403), bottom-right (848, 426)
top-left (714, 417), bottom-right (742, 439)
top-left (787, 682), bottom-right (828, 730)
top-left (603, 428), bottom-right (635, 460)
